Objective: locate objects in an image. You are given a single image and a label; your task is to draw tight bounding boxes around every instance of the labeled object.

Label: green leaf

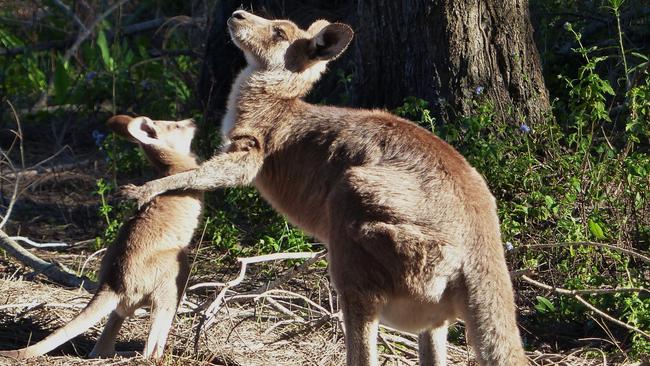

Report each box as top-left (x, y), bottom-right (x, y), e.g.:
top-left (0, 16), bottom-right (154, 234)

top-left (53, 57), bottom-right (71, 104)
top-left (535, 296), bottom-right (555, 313)
top-left (544, 195), bottom-right (555, 208)
top-left (97, 30), bottom-right (114, 71)
top-left (588, 219), bottom-right (605, 239)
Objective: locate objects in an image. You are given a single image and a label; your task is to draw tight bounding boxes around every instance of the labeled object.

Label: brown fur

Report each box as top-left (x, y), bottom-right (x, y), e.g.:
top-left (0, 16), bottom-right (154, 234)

top-left (0, 115), bottom-right (203, 360)
top-left (123, 11), bottom-right (527, 366)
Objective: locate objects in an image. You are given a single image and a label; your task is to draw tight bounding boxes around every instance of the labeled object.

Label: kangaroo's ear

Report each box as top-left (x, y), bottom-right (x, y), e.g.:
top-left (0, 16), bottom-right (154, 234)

top-left (125, 117), bottom-right (161, 146)
top-left (309, 23), bottom-right (353, 61)
top-left (286, 22), bottom-right (353, 72)
top-left (106, 115), bottom-right (134, 139)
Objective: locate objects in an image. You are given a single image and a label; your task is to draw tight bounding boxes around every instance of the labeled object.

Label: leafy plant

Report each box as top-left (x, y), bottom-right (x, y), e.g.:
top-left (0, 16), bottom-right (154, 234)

top-left (93, 178), bottom-right (122, 250)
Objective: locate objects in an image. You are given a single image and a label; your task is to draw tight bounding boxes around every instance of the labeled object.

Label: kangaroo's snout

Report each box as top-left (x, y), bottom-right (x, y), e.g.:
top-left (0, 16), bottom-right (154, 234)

top-left (231, 10), bottom-right (246, 20)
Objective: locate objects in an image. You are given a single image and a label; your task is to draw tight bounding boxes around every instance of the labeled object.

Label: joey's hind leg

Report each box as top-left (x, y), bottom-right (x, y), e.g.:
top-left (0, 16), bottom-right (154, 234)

top-left (142, 301), bottom-right (177, 359)
top-left (418, 323), bottom-right (448, 366)
top-left (89, 311), bottom-right (126, 358)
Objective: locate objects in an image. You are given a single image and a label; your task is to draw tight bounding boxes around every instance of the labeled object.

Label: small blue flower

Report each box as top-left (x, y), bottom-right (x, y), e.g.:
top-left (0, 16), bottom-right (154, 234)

top-left (475, 86), bottom-right (484, 95)
top-left (85, 71), bottom-right (97, 82)
top-left (519, 124), bottom-right (531, 134)
top-left (140, 80), bottom-right (153, 90)
top-left (92, 130), bottom-right (106, 147)
top-left (505, 241), bottom-right (514, 251)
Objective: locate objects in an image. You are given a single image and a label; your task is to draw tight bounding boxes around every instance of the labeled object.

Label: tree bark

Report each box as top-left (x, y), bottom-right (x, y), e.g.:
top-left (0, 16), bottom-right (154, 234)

top-left (199, 0), bottom-right (550, 135)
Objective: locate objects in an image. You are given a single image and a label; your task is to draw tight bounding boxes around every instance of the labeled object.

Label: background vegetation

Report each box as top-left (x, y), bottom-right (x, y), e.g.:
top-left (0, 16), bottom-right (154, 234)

top-left (0, 0), bottom-right (648, 362)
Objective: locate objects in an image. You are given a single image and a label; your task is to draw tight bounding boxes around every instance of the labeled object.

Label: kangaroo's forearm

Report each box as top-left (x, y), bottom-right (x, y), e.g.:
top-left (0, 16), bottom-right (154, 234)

top-left (146, 151), bottom-right (263, 196)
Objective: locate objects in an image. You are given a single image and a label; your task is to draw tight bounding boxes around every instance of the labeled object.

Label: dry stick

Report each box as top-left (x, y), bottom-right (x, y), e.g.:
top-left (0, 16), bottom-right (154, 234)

top-left (2, 147), bottom-right (81, 179)
top-left (33, 0), bottom-right (132, 110)
top-left (190, 251), bottom-right (321, 352)
top-left (521, 242), bottom-right (650, 263)
top-left (9, 236), bottom-right (69, 248)
top-left (0, 101), bottom-right (24, 229)
top-left (521, 274), bottom-right (650, 340)
top-left (50, 0), bottom-right (87, 32)
top-left (78, 247), bottom-right (107, 277)
top-left (200, 252), bottom-right (322, 327)
top-left (249, 250), bottom-right (327, 296)
top-left (0, 229), bottom-right (96, 291)
top-left (187, 250), bottom-right (326, 292)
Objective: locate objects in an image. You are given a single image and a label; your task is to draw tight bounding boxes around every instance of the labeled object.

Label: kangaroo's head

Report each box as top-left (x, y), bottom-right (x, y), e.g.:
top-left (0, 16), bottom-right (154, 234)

top-left (228, 10), bottom-right (353, 97)
top-left (106, 115), bottom-right (198, 175)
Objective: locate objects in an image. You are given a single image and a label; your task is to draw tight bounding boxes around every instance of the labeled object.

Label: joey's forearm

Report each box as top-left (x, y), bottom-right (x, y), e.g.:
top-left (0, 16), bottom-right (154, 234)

top-left (146, 151), bottom-right (263, 195)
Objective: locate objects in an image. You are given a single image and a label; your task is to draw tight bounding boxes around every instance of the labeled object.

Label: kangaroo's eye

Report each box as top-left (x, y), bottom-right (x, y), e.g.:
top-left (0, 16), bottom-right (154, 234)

top-left (273, 26), bottom-right (287, 41)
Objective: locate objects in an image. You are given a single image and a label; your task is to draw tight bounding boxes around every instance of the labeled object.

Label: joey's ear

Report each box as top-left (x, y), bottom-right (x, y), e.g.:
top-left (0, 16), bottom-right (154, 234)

top-left (309, 23), bottom-right (353, 61)
top-left (106, 115), bottom-right (134, 139)
top-left (125, 117), bottom-right (160, 146)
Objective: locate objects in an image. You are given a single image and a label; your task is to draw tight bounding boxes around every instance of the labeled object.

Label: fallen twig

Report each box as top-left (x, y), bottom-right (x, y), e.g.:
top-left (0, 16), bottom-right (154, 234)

top-left (521, 274), bottom-right (650, 340)
top-left (199, 252), bottom-right (322, 328)
top-left (50, 0), bottom-right (87, 32)
top-left (9, 236), bottom-right (69, 248)
top-left (79, 248), bottom-right (107, 277)
top-left (0, 229), bottom-right (96, 291)
top-left (0, 101), bottom-right (24, 229)
top-left (521, 242), bottom-right (650, 263)
top-left (190, 251), bottom-right (323, 354)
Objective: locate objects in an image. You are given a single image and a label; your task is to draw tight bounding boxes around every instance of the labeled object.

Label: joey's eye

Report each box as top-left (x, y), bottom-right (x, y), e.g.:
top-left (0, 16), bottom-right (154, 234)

top-left (273, 26), bottom-right (287, 41)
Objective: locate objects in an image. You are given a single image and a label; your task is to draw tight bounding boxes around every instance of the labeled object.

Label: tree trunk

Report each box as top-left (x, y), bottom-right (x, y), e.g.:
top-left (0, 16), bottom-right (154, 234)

top-left (199, 0), bottom-right (550, 138)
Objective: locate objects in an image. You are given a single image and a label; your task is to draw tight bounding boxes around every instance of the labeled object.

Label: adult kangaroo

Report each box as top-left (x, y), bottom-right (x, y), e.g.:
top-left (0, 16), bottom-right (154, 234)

top-left (122, 10), bottom-right (527, 366)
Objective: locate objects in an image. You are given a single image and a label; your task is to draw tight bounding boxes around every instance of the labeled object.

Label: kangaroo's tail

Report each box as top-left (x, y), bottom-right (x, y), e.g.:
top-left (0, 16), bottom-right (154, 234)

top-left (462, 231), bottom-right (528, 366)
top-left (0, 290), bottom-right (119, 360)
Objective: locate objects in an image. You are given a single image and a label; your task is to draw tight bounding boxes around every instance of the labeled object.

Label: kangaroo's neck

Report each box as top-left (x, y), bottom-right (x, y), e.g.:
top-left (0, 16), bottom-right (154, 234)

top-left (222, 66), bottom-right (319, 144)
top-left (164, 155), bottom-right (199, 176)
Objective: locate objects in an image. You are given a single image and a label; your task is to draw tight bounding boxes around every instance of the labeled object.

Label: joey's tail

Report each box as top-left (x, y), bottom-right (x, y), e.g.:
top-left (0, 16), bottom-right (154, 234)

top-left (462, 233), bottom-right (528, 366)
top-left (0, 291), bottom-right (119, 360)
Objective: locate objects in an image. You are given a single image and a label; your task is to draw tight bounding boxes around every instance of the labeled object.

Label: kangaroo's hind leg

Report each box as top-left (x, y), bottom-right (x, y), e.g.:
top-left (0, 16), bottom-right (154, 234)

top-left (418, 322), bottom-right (448, 366)
top-left (88, 311), bottom-right (126, 358)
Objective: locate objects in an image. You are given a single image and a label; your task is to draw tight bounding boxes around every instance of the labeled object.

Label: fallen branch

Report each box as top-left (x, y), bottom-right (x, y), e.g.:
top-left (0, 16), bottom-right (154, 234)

top-left (50, 0), bottom-right (87, 32)
top-left (190, 251), bottom-right (323, 353)
top-left (9, 236), bottom-right (69, 248)
top-left (2, 147), bottom-right (83, 180)
top-left (520, 242), bottom-right (650, 263)
top-left (521, 274), bottom-right (650, 340)
top-left (198, 252), bottom-right (323, 327)
top-left (0, 101), bottom-right (24, 229)
top-left (0, 229), bottom-right (95, 291)
top-left (79, 248), bottom-right (107, 277)
top-left (246, 250), bottom-right (326, 296)
top-left (0, 39), bottom-right (74, 56)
